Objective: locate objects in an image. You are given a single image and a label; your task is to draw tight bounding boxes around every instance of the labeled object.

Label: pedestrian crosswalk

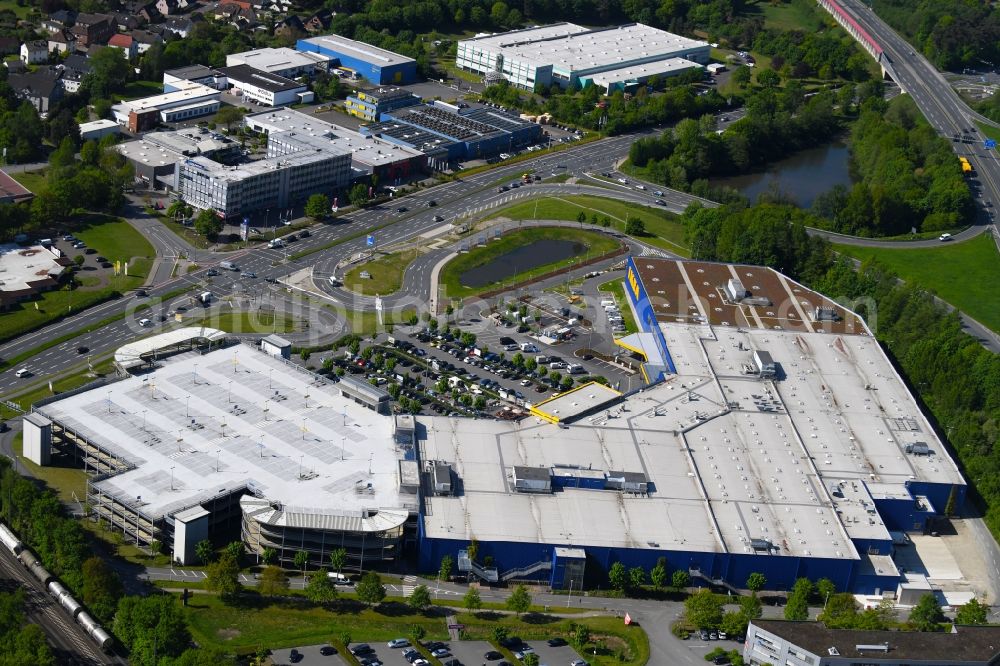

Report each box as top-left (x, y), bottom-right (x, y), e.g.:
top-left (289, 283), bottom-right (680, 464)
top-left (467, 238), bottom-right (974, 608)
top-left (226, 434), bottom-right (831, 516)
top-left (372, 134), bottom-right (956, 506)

top-left (402, 575), bottom-right (418, 596)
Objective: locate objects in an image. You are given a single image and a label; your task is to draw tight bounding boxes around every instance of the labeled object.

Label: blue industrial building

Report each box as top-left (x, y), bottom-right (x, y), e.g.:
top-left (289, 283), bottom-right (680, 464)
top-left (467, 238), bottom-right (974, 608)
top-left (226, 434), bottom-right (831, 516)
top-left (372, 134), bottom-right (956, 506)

top-left (296, 35), bottom-right (417, 85)
top-left (413, 257), bottom-right (968, 596)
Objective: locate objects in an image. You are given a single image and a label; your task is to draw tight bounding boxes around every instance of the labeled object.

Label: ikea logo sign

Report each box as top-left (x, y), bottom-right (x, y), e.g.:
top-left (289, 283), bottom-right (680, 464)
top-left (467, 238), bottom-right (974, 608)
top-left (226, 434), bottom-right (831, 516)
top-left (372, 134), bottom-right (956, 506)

top-left (627, 266), bottom-right (642, 303)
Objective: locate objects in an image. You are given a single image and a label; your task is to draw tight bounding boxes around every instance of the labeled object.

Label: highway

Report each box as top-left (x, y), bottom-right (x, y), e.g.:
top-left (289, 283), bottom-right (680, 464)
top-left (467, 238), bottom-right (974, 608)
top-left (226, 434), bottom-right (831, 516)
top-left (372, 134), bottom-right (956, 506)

top-left (836, 0), bottom-right (1000, 240)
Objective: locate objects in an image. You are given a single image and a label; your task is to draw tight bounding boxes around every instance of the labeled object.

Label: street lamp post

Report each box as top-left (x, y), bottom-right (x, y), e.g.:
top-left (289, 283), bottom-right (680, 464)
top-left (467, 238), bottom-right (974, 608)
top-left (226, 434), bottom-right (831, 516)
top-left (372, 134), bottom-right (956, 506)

top-left (567, 579), bottom-right (574, 607)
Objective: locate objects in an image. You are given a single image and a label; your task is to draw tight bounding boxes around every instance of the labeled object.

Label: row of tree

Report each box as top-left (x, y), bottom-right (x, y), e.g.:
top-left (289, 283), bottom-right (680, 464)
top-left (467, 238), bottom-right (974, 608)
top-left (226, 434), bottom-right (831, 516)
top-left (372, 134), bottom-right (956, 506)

top-left (0, 461), bottom-right (123, 623)
top-left (871, 0), bottom-right (1000, 70)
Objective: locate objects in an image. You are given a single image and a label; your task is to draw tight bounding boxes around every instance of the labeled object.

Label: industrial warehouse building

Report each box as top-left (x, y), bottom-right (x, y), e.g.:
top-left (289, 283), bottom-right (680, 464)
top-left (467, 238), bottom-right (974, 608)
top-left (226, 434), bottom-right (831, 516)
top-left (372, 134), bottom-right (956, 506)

top-left (219, 64), bottom-right (313, 107)
top-left (224, 47), bottom-right (332, 79)
top-left (296, 34), bottom-right (416, 85)
top-left (345, 87), bottom-right (422, 121)
top-left (23, 259), bottom-right (967, 593)
top-left (364, 101), bottom-right (543, 162)
top-left (457, 23), bottom-right (710, 92)
top-left (744, 620), bottom-right (1000, 665)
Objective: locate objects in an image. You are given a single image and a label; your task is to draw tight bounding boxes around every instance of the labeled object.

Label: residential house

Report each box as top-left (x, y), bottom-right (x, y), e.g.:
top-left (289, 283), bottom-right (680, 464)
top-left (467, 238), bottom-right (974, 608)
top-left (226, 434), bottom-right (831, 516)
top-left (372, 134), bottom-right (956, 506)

top-left (130, 30), bottom-right (162, 55)
top-left (126, 1), bottom-right (160, 24)
top-left (8, 68), bottom-right (64, 116)
top-left (111, 12), bottom-right (142, 32)
top-left (162, 13), bottom-right (203, 38)
top-left (20, 40), bottom-right (49, 65)
top-left (155, 0), bottom-right (179, 16)
top-left (42, 10), bottom-right (77, 33)
top-left (4, 60), bottom-right (26, 74)
top-left (304, 10), bottom-right (332, 33)
top-left (60, 54), bottom-right (91, 93)
top-left (108, 33), bottom-right (137, 59)
top-left (71, 13), bottom-right (116, 50)
top-left (274, 15), bottom-right (305, 39)
top-left (47, 30), bottom-right (76, 55)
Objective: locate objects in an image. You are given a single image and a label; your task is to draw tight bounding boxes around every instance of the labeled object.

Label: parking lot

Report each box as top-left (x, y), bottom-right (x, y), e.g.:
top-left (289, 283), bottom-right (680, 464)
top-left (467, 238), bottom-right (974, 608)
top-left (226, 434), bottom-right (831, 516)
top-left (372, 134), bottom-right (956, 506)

top-left (271, 644), bottom-right (346, 665)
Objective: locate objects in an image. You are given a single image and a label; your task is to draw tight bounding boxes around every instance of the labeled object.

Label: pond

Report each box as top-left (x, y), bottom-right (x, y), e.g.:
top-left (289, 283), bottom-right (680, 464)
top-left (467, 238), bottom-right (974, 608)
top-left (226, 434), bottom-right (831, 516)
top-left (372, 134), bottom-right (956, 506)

top-left (712, 140), bottom-right (853, 208)
top-left (460, 239), bottom-right (587, 288)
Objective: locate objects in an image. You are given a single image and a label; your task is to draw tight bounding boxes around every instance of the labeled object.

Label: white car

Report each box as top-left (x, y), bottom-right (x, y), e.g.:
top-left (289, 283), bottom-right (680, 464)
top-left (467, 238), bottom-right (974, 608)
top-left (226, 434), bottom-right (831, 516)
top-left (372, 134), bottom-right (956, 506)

top-left (938, 233), bottom-right (953, 241)
top-left (15, 368), bottom-right (31, 378)
top-left (387, 638), bottom-right (410, 648)
top-left (138, 318), bottom-right (152, 327)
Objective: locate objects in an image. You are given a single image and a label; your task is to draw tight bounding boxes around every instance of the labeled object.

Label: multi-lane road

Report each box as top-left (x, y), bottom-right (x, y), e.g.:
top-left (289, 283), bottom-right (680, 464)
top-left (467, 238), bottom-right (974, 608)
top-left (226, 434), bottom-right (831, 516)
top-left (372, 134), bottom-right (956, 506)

top-left (838, 0), bottom-right (1000, 239)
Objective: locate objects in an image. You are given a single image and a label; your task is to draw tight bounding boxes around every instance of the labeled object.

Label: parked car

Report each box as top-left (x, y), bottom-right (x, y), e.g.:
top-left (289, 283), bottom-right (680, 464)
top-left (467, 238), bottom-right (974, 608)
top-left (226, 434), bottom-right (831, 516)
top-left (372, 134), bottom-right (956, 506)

top-left (388, 639), bottom-right (410, 649)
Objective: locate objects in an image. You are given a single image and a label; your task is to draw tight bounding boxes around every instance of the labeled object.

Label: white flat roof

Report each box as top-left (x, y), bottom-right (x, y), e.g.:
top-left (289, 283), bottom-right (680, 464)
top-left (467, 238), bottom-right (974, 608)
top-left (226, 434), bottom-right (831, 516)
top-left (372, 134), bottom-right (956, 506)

top-left (37, 345), bottom-right (411, 528)
top-left (462, 23), bottom-right (708, 74)
top-left (299, 35), bottom-right (415, 66)
top-left (114, 326), bottom-right (227, 369)
top-left (226, 47), bottom-right (331, 73)
top-left (0, 244), bottom-right (64, 293)
top-left (587, 57), bottom-right (703, 85)
top-left (115, 80), bottom-right (220, 113)
top-left (79, 119), bottom-right (119, 132)
top-left (531, 382), bottom-right (621, 421)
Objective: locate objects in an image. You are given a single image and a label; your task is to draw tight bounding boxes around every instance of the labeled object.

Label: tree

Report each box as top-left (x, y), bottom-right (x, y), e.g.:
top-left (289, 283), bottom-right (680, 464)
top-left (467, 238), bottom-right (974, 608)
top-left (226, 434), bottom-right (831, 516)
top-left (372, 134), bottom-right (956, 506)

top-left (356, 571), bottom-right (386, 606)
top-left (261, 547), bottom-right (276, 565)
top-left (784, 593), bottom-right (809, 621)
top-left (955, 598), bottom-right (988, 625)
top-left (258, 565), bottom-right (289, 597)
top-left (672, 570), bottom-right (690, 589)
top-left (491, 625), bottom-right (509, 644)
top-left (205, 552), bottom-right (242, 601)
top-left (305, 193), bottom-right (330, 220)
top-left (608, 561), bottom-right (627, 591)
top-left (755, 68), bottom-right (781, 89)
top-left (408, 584), bottom-right (432, 611)
top-left (348, 183), bottom-right (370, 207)
top-left (650, 561), bottom-right (668, 589)
top-left (816, 578), bottom-right (836, 604)
top-left (522, 654), bottom-right (540, 666)
top-left (463, 586), bottom-right (482, 612)
top-left (721, 611), bottom-right (748, 639)
top-left (214, 105), bottom-right (246, 131)
top-left (624, 217), bottom-right (645, 235)
top-left (113, 595), bottom-right (191, 666)
top-left (909, 593), bottom-right (944, 631)
top-left (293, 550), bottom-right (309, 575)
top-left (193, 208), bottom-right (223, 239)
top-left (81, 556), bottom-right (123, 622)
top-left (304, 568), bottom-right (338, 604)
top-left (818, 593), bottom-right (860, 628)
top-left (740, 593), bottom-right (762, 620)
top-left (628, 566), bottom-right (646, 591)
top-left (684, 589), bottom-right (723, 630)
top-left (576, 211), bottom-right (587, 225)
top-left (439, 554), bottom-right (454, 582)
top-left (83, 47), bottom-right (130, 98)
top-left (506, 584), bottom-right (532, 616)
top-left (746, 573), bottom-right (766, 593)
top-left (225, 541), bottom-right (244, 564)
top-left (409, 625), bottom-right (426, 643)
top-left (195, 539), bottom-right (214, 565)
top-left (329, 547), bottom-right (347, 573)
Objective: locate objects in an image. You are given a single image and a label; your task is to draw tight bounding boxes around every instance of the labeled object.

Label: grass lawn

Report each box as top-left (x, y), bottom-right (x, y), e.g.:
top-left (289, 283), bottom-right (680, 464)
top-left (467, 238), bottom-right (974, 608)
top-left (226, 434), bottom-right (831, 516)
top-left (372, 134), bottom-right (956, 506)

top-left (156, 215), bottom-right (214, 250)
top-left (491, 195), bottom-right (689, 256)
top-left (975, 121), bottom-right (1000, 145)
top-left (12, 433), bottom-right (88, 504)
top-left (75, 216), bottom-right (155, 265)
top-left (598, 279), bottom-right (638, 335)
top-left (193, 310), bottom-right (300, 334)
top-left (181, 593), bottom-right (450, 654)
top-left (0, 0), bottom-right (36, 20)
top-left (11, 169), bottom-right (48, 193)
top-left (121, 80), bottom-right (164, 100)
top-left (440, 226), bottom-right (622, 299)
top-left (457, 612), bottom-right (650, 666)
top-left (344, 249), bottom-right (420, 296)
top-left (745, 0), bottom-right (827, 31)
top-left (834, 233), bottom-right (1000, 332)
top-left (321, 305), bottom-right (417, 336)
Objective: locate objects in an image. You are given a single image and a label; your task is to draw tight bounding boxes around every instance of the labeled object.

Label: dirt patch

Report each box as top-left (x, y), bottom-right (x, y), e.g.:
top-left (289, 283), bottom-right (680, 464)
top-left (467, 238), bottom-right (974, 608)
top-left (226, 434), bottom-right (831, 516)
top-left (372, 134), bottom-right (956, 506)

top-left (216, 628), bottom-right (242, 641)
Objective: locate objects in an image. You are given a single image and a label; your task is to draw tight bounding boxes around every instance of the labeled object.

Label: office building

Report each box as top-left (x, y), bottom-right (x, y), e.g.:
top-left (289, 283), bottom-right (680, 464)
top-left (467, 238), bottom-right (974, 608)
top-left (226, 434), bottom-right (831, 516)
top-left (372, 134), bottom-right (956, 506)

top-left (116, 126), bottom-right (239, 189)
top-left (344, 87), bottom-right (422, 121)
top-left (111, 80), bottom-right (221, 132)
top-left (457, 22), bottom-right (709, 91)
top-left (163, 65), bottom-right (229, 92)
top-left (296, 34), bottom-right (416, 85)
